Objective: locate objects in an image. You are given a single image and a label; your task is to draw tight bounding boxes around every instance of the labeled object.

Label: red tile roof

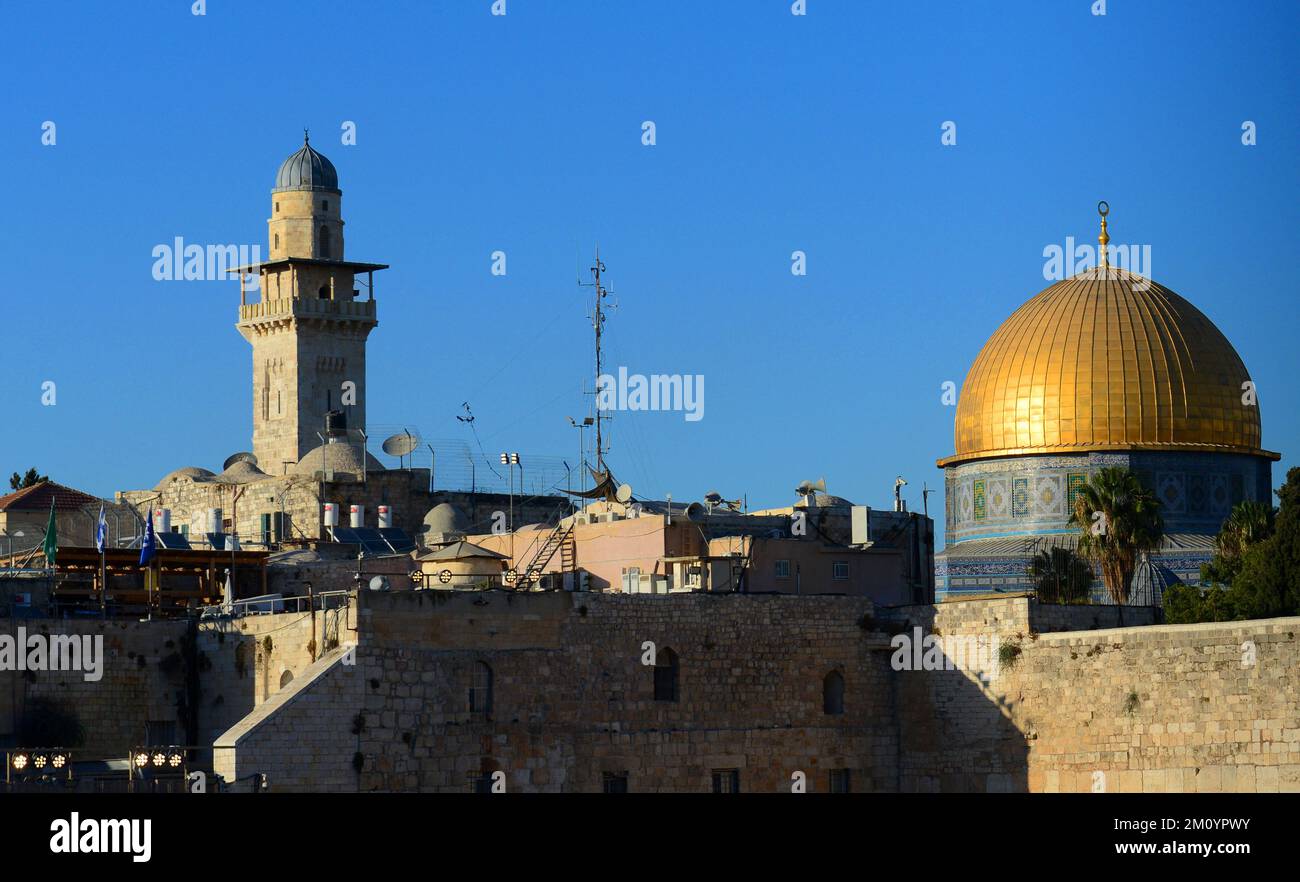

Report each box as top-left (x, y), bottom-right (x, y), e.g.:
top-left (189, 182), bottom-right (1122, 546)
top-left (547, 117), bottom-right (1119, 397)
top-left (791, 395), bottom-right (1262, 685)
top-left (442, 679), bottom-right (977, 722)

top-left (0, 481), bottom-right (104, 513)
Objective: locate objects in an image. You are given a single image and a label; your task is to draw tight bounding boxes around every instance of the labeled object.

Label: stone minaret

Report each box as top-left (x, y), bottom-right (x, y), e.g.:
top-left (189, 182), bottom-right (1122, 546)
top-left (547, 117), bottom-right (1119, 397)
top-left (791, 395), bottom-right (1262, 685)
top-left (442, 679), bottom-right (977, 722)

top-left (236, 134), bottom-right (387, 475)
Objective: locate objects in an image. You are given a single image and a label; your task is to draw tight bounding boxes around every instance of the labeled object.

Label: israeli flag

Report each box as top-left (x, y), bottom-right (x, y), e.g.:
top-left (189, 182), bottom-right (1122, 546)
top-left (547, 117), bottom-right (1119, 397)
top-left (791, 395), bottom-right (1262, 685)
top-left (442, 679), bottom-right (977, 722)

top-left (96, 503), bottom-right (107, 553)
top-left (139, 508), bottom-right (157, 566)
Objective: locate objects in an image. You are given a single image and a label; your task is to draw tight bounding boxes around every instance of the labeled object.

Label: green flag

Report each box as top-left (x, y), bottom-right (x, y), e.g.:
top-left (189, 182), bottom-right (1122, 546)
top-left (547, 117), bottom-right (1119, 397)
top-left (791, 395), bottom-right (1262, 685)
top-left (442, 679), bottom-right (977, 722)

top-left (43, 500), bottom-right (57, 566)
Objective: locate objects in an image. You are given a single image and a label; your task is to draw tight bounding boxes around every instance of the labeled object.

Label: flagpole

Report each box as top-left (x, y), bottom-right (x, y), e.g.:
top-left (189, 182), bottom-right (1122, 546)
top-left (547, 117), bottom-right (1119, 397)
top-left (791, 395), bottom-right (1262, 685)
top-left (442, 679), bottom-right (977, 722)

top-left (98, 503), bottom-right (107, 619)
top-left (142, 507), bottom-right (154, 622)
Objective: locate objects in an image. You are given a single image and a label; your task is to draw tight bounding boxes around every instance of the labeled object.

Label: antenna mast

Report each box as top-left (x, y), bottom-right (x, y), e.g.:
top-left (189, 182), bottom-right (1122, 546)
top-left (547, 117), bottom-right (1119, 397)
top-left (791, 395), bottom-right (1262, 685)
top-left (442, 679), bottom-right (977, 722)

top-left (580, 248), bottom-right (611, 475)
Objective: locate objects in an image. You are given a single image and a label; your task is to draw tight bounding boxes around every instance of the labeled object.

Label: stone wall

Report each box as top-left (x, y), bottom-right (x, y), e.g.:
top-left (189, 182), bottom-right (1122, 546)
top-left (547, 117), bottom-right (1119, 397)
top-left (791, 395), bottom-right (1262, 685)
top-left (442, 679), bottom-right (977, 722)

top-left (14, 593), bottom-right (1296, 793)
top-left (0, 619), bottom-right (190, 757)
top-left (880, 596), bottom-right (1296, 792)
top-left (1010, 619), bottom-right (1300, 792)
top-left (213, 646), bottom-right (360, 792)
top-left (215, 591), bottom-right (898, 793)
top-left (0, 602), bottom-right (354, 765)
top-left (195, 605), bottom-right (353, 753)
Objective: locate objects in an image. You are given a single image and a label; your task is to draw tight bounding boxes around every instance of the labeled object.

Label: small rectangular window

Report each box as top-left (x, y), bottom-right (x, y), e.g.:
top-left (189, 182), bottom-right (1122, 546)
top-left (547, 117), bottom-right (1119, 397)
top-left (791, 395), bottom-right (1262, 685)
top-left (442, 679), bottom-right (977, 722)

top-left (602, 771), bottom-right (629, 793)
top-left (775, 559), bottom-right (790, 579)
top-left (829, 769), bottom-right (852, 793)
top-left (712, 769), bottom-right (740, 794)
top-left (832, 561), bottom-right (849, 580)
top-left (466, 772), bottom-right (493, 794)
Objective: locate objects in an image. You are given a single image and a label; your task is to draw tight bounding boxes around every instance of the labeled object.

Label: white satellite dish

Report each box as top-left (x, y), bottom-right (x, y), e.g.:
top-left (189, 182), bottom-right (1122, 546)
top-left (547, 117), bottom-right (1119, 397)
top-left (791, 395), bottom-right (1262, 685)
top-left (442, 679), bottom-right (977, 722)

top-left (368, 575), bottom-right (390, 592)
top-left (615, 483), bottom-right (633, 504)
top-left (381, 431), bottom-right (420, 469)
top-left (382, 431), bottom-right (419, 457)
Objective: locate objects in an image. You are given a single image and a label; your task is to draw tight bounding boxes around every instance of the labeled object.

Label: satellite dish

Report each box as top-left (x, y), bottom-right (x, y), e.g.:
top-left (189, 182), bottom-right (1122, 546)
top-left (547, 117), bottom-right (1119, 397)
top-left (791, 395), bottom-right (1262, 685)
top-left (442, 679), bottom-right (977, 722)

top-left (795, 477), bottom-right (827, 496)
top-left (223, 451), bottom-right (259, 471)
top-left (382, 431), bottom-right (419, 458)
top-left (368, 575), bottom-right (390, 592)
top-left (615, 483), bottom-right (633, 504)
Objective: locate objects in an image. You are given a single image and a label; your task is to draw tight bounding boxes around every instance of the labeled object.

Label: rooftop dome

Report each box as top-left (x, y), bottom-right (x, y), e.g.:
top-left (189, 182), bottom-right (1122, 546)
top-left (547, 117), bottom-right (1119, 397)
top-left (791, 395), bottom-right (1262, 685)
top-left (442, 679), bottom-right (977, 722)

top-left (154, 466), bottom-right (215, 491)
top-left (1131, 555), bottom-right (1182, 605)
top-left (274, 133), bottom-right (339, 192)
top-left (216, 460), bottom-right (269, 484)
top-left (422, 503), bottom-right (468, 539)
top-left (794, 493), bottom-right (854, 509)
top-left (294, 442), bottom-right (385, 481)
top-left (939, 265), bottom-right (1278, 467)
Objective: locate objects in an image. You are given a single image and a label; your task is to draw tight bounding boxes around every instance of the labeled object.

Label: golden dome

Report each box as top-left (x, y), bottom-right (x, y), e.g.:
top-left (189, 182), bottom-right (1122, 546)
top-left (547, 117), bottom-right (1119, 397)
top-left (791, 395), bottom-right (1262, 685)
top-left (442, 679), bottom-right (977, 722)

top-left (939, 266), bottom-right (1278, 467)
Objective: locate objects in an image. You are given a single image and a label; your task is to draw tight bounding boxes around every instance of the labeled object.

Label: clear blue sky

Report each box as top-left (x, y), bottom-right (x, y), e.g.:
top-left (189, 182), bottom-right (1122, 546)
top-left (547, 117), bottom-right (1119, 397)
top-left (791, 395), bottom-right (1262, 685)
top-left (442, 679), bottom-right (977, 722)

top-left (1, 0), bottom-right (1295, 548)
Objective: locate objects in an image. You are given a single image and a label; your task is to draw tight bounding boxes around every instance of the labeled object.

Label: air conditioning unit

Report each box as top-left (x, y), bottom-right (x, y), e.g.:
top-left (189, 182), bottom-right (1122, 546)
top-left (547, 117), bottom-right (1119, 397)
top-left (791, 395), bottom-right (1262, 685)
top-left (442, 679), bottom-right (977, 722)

top-left (634, 574), bottom-right (668, 595)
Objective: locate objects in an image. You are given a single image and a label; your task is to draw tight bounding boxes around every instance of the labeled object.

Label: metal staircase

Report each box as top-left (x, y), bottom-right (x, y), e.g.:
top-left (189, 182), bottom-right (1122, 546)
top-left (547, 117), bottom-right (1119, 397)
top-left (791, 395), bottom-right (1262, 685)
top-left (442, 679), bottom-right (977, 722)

top-left (517, 522), bottom-right (574, 589)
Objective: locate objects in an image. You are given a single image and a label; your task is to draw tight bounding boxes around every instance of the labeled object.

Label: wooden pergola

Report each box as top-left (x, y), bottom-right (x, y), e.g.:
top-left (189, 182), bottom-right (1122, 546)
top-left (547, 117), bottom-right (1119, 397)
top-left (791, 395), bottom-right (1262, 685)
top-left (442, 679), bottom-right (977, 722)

top-left (50, 547), bottom-right (270, 616)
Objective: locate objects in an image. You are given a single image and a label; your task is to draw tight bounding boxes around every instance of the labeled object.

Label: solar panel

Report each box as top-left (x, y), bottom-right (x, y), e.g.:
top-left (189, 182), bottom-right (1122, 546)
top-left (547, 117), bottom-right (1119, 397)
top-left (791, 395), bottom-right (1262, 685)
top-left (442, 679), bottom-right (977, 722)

top-left (155, 531), bottom-right (192, 550)
top-left (352, 528), bottom-right (392, 556)
top-left (205, 533), bottom-right (229, 551)
top-left (379, 528), bottom-right (416, 554)
top-left (331, 527), bottom-right (362, 545)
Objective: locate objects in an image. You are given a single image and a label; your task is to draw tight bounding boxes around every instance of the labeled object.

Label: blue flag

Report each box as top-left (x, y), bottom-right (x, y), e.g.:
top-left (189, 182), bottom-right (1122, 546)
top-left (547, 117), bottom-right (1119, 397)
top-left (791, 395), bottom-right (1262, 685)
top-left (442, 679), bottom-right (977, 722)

top-left (139, 508), bottom-right (157, 566)
top-left (96, 503), bottom-right (107, 554)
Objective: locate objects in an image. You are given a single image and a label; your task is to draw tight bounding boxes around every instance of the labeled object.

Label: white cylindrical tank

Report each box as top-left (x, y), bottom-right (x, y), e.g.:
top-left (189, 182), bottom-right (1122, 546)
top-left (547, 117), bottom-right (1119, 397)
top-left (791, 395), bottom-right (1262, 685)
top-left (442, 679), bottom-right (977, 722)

top-left (208, 508), bottom-right (222, 534)
top-left (155, 509), bottom-right (171, 534)
top-left (349, 504), bottom-right (364, 528)
top-left (377, 505), bottom-right (392, 529)
top-left (323, 503), bottom-right (339, 527)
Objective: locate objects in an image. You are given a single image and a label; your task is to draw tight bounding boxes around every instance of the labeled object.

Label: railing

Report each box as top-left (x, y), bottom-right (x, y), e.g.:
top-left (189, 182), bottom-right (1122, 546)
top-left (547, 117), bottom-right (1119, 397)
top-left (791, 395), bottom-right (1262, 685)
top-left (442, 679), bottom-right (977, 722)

top-left (198, 589), bottom-right (351, 619)
top-left (238, 297), bottom-right (377, 322)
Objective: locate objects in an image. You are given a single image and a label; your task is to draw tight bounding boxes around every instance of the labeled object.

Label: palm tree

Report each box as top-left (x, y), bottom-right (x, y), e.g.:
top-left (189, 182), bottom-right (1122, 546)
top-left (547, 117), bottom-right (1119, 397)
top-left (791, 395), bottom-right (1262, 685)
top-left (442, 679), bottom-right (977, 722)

top-left (1027, 546), bottom-right (1094, 604)
top-left (1203, 499), bottom-right (1276, 586)
top-left (1214, 500), bottom-right (1275, 560)
top-left (1070, 467), bottom-right (1164, 605)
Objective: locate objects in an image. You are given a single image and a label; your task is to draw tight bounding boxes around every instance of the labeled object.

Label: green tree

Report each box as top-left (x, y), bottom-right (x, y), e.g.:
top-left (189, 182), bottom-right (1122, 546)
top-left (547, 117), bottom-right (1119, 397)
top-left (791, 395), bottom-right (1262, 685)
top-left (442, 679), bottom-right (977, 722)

top-left (8, 468), bottom-right (48, 491)
top-left (1202, 500), bottom-right (1275, 585)
top-left (1027, 546), bottom-right (1094, 604)
top-left (1162, 582), bottom-right (1237, 624)
top-left (1070, 467), bottom-right (1164, 605)
top-left (1229, 467), bottom-right (1300, 619)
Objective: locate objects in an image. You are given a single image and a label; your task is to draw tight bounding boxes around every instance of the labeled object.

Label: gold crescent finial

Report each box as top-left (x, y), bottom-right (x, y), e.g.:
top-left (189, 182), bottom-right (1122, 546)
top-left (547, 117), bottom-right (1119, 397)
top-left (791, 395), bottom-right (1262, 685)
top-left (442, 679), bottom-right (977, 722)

top-left (1098, 201), bottom-right (1110, 269)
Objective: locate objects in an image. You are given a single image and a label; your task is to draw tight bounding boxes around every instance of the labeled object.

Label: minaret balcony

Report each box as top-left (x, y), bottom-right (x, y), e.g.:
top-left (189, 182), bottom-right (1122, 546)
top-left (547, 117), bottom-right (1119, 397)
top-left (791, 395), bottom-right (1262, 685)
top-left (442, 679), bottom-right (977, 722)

top-left (239, 296), bottom-right (377, 324)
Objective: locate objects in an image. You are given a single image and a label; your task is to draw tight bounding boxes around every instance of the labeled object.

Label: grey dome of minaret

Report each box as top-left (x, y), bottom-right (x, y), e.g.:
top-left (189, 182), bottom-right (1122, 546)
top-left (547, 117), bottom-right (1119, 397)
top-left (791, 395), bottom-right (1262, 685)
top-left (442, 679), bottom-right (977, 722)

top-left (275, 132), bottom-right (339, 192)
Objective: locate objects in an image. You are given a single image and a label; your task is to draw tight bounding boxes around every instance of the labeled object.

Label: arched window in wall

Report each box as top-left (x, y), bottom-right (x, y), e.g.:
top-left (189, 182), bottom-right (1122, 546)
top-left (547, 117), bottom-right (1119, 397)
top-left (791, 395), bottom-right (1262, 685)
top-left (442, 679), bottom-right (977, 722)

top-left (654, 648), bottom-right (679, 702)
top-left (823, 670), bottom-right (845, 715)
